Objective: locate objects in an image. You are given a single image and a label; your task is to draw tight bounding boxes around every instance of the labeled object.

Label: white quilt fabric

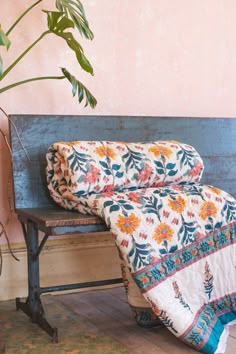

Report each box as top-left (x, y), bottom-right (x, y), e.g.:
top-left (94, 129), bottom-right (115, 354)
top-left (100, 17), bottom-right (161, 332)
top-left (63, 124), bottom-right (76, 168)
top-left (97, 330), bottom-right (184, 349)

top-left (46, 140), bottom-right (236, 353)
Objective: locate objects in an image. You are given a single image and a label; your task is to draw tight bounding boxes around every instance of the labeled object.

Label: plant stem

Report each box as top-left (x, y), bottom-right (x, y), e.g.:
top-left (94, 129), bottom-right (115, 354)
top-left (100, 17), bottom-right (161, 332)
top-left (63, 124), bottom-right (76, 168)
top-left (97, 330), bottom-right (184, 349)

top-left (6, 0), bottom-right (43, 36)
top-left (0, 30), bottom-right (50, 81)
top-left (0, 75), bottom-right (65, 94)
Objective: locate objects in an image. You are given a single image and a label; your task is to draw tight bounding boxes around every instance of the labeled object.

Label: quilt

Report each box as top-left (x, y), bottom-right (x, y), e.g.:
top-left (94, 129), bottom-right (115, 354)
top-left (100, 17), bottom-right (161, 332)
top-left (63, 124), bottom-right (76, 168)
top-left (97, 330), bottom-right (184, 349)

top-left (46, 140), bottom-right (236, 353)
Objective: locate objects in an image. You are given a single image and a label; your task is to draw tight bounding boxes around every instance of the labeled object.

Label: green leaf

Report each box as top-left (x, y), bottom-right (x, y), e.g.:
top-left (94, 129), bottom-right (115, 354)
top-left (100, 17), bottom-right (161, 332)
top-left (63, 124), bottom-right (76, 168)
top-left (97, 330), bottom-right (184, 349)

top-left (112, 164), bottom-right (121, 171)
top-left (61, 67), bottom-right (97, 108)
top-left (0, 25), bottom-right (11, 49)
top-left (169, 245), bottom-right (178, 253)
top-left (155, 161), bottom-right (164, 168)
top-left (168, 170), bottom-right (178, 176)
top-left (55, 0), bottom-right (94, 40)
top-left (104, 169), bottom-right (112, 175)
top-left (110, 205), bottom-right (120, 213)
top-left (166, 163), bottom-right (176, 169)
top-left (44, 11), bottom-right (93, 74)
top-left (99, 161), bottom-right (109, 169)
top-left (123, 204), bottom-right (134, 210)
top-left (116, 171), bottom-right (124, 178)
top-left (103, 201), bottom-right (113, 208)
top-left (0, 54), bottom-right (3, 76)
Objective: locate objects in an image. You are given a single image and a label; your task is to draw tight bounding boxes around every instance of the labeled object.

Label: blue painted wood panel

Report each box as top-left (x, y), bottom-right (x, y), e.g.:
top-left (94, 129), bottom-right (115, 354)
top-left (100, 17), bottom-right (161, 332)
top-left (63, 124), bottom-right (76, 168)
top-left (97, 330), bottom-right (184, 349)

top-left (9, 115), bottom-right (236, 208)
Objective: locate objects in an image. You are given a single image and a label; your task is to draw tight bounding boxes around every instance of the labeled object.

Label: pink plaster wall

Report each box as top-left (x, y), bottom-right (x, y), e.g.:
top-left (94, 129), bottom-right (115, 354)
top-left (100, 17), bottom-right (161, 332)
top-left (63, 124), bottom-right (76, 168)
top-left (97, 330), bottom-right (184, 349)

top-left (1, 0), bottom-right (236, 244)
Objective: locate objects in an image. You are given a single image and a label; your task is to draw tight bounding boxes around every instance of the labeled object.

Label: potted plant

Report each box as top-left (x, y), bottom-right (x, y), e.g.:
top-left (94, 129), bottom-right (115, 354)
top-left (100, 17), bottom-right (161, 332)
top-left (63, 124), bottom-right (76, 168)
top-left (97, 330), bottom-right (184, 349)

top-left (0, 0), bottom-right (96, 272)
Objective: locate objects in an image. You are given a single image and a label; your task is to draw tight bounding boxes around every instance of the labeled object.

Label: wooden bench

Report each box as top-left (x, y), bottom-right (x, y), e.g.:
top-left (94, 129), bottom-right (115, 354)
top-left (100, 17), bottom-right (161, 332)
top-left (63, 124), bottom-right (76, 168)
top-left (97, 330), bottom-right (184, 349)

top-left (9, 115), bottom-right (236, 342)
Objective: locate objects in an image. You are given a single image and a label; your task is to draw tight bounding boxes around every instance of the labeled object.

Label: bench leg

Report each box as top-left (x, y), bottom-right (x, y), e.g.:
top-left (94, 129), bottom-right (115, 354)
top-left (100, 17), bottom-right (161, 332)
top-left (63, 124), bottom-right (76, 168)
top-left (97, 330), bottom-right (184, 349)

top-left (16, 220), bottom-right (58, 343)
top-left (0, 328), bottom-right (5, 353)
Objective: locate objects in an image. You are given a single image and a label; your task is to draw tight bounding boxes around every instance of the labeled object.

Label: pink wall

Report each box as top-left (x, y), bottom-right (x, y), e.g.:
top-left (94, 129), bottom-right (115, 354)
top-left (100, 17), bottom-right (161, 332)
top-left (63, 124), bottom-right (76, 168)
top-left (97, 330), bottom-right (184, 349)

top-left (1, 0), bottom-right (236, 244)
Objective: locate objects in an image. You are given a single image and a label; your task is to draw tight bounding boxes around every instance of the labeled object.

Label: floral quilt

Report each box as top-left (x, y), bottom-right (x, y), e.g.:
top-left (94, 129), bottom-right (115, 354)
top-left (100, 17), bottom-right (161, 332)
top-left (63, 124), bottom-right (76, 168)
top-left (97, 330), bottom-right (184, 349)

top-left (46, 140), bottom-right (236, 354)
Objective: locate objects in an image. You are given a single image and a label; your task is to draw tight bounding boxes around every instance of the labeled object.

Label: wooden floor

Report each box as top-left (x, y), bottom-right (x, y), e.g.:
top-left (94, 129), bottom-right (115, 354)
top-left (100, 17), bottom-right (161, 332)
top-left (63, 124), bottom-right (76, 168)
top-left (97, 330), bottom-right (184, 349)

top-left (57, 286), bottom-right (236, 354)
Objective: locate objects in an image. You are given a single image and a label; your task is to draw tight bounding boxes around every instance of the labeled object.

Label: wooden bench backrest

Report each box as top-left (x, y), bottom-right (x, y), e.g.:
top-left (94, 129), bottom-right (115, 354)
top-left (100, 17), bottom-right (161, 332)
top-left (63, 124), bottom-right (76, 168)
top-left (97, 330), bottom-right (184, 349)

top-left (9, 115), bottom-right (236, 209)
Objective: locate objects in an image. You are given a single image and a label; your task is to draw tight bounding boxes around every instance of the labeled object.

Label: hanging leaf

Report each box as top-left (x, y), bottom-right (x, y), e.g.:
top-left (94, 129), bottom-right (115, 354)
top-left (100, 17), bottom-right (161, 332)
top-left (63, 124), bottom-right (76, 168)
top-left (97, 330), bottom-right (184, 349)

top-left (0, 54), bottom-right (3, 77)
top-left (55, 0), bottom-right (94, 40)
top-left (44, 10), bottom-right (93, 74)
top-left (61, 67), bottom-right (97, 108)
top-left (0, 25), bottom-right (11, 49)
top-left (0, 26), bottom-right (11, 76)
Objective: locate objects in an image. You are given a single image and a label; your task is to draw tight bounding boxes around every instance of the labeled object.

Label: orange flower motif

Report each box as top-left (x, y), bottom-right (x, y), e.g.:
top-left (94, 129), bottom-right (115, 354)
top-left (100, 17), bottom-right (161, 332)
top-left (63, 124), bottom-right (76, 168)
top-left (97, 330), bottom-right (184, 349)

top-left (140, 276), bottom-right (149, 284)
top-left (152, 223), bottom-right (174, 244)
top-left (59, 141), bottom-right (81, 147)
top-left (207, 186), bottom-right (222, 195)
top-left (174, 258), bottom-right (180, 265)
top-left (168, 196), bottom-right (186, 214)
top-left (94, 146), bottom-right (116, 159)
top-left (116, 213), bottom-right (141, 234)
top-left (191, 249), bottom-right (197, 256)
top-left (199, 201), bottom-right (217, 220)
top-left (149, 145), bottom-right (172, 158)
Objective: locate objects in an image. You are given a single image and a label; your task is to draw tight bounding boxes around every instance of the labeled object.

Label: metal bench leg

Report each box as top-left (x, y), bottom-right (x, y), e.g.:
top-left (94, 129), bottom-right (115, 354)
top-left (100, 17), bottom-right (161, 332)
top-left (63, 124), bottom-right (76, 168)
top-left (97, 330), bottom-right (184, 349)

top-left (16, 220), bottom-right (58, 343)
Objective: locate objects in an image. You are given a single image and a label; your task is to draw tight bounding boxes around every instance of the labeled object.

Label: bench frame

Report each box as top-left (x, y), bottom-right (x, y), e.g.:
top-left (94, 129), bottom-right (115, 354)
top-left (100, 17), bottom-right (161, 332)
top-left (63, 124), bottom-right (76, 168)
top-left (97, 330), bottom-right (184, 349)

top-left (9, 114), bottom-right (236, 342)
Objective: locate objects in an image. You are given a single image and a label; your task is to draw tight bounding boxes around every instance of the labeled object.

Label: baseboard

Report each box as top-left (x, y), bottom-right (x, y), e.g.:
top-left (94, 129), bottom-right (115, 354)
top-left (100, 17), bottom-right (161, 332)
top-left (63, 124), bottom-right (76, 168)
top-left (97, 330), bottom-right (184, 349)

top-left (0, 233), bottom-right (122, 301)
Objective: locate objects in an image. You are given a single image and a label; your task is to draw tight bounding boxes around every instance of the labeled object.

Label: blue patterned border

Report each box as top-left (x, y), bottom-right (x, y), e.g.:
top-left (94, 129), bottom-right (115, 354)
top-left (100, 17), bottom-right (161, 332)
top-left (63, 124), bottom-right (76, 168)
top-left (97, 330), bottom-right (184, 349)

top-left (181, 293), bottom-right (236, 353)
top-left (134, 222), bottom-right (236, 292)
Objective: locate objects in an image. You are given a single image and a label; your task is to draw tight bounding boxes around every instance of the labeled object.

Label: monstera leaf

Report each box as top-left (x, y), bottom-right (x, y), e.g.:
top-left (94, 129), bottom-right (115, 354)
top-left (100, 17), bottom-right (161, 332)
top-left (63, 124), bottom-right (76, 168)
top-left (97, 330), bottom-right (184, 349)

top-left (55, 0), bottom-right (93, 40)
top-left (61, 67), bottom-right (97, 108)
top-left (0, 26), bottom-right (11, 76)
top-left (45, 10), bottom-right (93, 75)
top-left (0, 1), bottom-right (96, 107)
top-left (0, 26), bottom-right (11, 49)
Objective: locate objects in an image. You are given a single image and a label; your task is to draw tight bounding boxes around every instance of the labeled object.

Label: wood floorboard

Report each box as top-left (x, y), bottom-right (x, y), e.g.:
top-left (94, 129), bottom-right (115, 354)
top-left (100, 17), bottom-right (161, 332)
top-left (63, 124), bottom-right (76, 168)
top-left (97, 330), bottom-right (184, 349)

top-left (57, 286), bottom-right (236, 354)
top-left (106, 286), bottom-right (128, 302)
top-left (59, 293), bottom-right (168, 353)
top-left (229, 324), bottom-right (236, 338)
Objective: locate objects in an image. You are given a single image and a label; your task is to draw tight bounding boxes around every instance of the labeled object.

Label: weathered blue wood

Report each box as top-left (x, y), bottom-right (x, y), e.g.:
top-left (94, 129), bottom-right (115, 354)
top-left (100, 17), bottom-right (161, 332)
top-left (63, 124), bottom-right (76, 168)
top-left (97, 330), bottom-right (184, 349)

top-left (9, 115), bottom-right (236, 209)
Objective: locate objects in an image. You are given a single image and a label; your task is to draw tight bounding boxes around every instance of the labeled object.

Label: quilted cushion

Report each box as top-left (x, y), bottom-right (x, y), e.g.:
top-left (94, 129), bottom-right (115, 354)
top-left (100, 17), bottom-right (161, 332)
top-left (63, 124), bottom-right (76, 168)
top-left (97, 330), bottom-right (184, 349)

top-left (46, 140), bottom-right (204, 202)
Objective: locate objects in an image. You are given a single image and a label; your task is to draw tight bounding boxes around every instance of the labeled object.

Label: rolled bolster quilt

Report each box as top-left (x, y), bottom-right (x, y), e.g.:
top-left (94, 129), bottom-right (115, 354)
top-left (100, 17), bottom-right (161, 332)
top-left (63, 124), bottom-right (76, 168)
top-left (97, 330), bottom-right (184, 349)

top-left (46, 140), bottom-right (236, 354)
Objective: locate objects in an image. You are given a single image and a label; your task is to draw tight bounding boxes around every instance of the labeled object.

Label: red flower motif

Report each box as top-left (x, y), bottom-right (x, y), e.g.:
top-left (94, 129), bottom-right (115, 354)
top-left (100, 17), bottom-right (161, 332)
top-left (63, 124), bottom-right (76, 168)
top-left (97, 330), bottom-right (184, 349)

top-left (103, 184), bottom-right (114, 192)
top-left (121, 239), bottom-right (129, 247)
top-left (171, 218), bottom-right (179, 225)
top-left (152, 181), bottom-right (164, 187)
top-left (140, 276), bottom-right (149, 284)
top-left (163, 210), bottom-right (170, 218)
top-left (128, 192), bottom-right (142, 203)
top-left (101, 191), bottom-right (114, 197)
top-left (189, 160), bottom-right (203, 177)
top-left (139, 232), bottom-right (147, 239)
top-left (85, 165), bottom-right (100, 184)
top-left (191, 198), bottom-right (199, 205)
top-left (146, 217), bottom-right (154, 224)
top-left (138, 163), bottom-right (153, 182)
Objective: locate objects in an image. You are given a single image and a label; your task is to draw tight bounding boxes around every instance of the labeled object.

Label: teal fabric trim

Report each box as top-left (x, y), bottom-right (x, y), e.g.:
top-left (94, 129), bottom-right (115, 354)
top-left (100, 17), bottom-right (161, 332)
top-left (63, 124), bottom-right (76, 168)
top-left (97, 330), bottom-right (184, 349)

top-left (134, 223), bottom-right (236, 292)
top-left (181, 294), bottom-right (236, 353)
top-left (219, 312), bottom-right (236, 325)
top-left (201, 312), bottom-right (236, 353)
top-left (201, 320), bottom-right (224, 354)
